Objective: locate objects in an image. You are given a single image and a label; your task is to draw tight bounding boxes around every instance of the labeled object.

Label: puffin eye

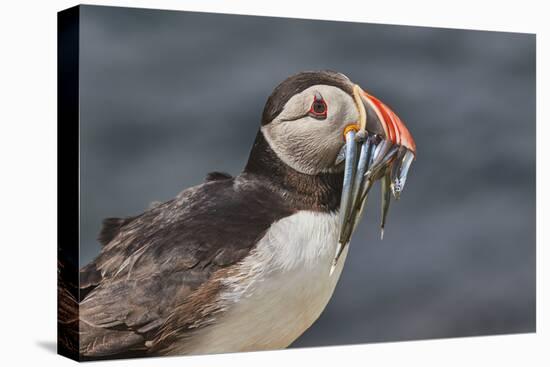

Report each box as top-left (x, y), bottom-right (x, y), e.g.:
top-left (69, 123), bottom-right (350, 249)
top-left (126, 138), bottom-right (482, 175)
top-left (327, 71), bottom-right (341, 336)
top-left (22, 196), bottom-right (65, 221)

top-left (309, 93), bottom-right (327, 119)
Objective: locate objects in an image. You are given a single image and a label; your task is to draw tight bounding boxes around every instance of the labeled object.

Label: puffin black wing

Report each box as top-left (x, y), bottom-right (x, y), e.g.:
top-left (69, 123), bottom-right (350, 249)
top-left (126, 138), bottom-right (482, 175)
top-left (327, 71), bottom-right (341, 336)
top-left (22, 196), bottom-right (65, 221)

top-left (78, 175), bottom-right (293, 359)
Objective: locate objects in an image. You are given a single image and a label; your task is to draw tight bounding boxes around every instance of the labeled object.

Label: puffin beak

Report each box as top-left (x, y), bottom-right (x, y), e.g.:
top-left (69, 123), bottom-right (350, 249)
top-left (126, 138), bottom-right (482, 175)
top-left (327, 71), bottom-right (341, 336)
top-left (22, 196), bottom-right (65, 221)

top-left (330, 85), bottom-right (417, 275)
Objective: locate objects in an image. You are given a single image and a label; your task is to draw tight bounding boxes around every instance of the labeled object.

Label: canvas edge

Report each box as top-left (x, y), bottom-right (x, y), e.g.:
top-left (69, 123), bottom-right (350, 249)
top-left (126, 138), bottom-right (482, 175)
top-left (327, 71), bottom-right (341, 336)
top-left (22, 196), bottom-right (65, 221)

top-left (57, 4), bottom-right (81, 362)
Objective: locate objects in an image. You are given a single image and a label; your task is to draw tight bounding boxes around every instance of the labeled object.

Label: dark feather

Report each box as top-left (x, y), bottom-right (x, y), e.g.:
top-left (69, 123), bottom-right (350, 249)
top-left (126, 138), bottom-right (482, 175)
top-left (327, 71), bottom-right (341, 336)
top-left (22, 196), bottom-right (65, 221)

top-left (205, 171), bottom-right (232, 181)
top-left (245, 131), bottom-right (343, 212)
top-left (79, 262), bottom-right (101, 299)
top-left (97, 217), bottom-right (136, 247)
top-left (58, 257), bottom-right (79, 359)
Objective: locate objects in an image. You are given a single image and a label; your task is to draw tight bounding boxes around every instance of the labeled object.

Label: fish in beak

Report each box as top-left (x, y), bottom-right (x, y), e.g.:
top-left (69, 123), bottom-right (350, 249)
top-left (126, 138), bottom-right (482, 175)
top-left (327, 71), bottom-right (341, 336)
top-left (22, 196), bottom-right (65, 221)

top-left (330, 85), bottom-right (417, 275)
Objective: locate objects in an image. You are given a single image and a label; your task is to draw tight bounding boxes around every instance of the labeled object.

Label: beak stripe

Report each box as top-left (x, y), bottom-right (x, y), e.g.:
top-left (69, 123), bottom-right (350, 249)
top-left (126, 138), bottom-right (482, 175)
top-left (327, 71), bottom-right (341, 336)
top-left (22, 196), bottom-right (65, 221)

top-left (353, 84), bottom-right (368, 131)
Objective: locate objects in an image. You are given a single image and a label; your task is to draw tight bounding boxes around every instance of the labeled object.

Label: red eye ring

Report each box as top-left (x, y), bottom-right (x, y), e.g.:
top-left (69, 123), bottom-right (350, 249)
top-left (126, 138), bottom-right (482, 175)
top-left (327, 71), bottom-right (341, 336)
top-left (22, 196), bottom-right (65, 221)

top-left (309, 94), bottom-right (327, 119)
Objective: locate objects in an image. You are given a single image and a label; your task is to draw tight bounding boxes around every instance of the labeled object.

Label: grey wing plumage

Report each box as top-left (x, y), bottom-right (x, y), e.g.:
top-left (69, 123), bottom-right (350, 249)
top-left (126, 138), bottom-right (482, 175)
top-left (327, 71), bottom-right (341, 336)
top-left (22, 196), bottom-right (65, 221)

top-left (78, 176), bottom-right (292, 359)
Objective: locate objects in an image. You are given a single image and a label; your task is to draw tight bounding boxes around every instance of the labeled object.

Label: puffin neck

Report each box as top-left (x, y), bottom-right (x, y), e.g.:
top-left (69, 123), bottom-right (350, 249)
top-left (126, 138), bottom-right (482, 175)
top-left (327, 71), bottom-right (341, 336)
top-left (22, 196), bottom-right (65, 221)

top-left (243, 130), bottom-right (343, 213)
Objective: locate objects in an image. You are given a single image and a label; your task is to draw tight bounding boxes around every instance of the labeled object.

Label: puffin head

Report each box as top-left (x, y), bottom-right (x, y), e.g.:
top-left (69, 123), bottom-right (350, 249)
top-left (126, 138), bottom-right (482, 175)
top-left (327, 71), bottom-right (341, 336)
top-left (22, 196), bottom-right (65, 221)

top-left (251, 70), bottom-right (417, 272)
top-left (260, 70), bottom-right (415, 174)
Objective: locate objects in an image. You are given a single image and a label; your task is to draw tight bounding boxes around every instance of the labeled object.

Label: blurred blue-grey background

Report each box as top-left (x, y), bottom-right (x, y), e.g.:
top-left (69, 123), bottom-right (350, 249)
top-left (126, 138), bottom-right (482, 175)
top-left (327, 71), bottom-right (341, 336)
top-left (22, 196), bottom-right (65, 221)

top-left (78, 5), bottom-right (536, 347)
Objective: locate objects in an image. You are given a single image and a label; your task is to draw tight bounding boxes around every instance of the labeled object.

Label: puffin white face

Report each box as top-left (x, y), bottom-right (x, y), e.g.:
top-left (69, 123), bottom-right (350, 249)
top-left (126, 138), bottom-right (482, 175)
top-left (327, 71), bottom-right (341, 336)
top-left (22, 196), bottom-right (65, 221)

top-left (261, 84), bottom-right (358, 175)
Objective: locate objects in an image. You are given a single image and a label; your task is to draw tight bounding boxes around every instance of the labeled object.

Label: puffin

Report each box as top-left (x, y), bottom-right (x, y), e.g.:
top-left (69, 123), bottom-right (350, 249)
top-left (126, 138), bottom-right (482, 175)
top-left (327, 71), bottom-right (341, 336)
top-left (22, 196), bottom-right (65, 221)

top-left (58, 70), bottom-right (416, 359)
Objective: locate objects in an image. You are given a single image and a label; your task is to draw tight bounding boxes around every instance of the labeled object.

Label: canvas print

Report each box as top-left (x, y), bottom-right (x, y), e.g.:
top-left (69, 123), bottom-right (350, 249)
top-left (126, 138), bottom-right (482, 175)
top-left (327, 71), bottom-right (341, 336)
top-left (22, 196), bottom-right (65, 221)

top-left (57, 5), bottom-right (536, 361)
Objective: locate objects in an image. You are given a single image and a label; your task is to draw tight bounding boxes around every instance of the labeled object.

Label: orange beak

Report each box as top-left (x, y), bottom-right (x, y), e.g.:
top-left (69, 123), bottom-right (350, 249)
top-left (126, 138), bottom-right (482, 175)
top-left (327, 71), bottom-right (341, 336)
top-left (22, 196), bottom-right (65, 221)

top-left (360, 89), bottom-right (416, 156)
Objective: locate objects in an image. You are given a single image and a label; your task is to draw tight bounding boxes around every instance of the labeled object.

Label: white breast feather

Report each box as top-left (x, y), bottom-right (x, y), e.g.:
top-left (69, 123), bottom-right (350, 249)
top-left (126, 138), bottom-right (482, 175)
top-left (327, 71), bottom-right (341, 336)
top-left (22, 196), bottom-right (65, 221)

top-left (182, 210), bottom-right (349, 354)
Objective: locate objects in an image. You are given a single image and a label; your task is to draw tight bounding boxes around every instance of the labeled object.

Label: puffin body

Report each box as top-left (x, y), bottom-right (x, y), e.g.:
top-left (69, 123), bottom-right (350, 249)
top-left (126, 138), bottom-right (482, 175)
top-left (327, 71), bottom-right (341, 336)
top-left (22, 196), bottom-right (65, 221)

top-left (63, 71), bottom-right (416, 359)
top-left (169, 209), bottom-right (346, 354)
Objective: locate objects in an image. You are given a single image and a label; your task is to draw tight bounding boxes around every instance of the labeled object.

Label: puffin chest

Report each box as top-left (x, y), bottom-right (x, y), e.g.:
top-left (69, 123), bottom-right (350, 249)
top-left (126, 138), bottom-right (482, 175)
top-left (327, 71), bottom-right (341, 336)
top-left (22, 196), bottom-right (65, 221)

top-left (192, 211), bottom-right (348, 353)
